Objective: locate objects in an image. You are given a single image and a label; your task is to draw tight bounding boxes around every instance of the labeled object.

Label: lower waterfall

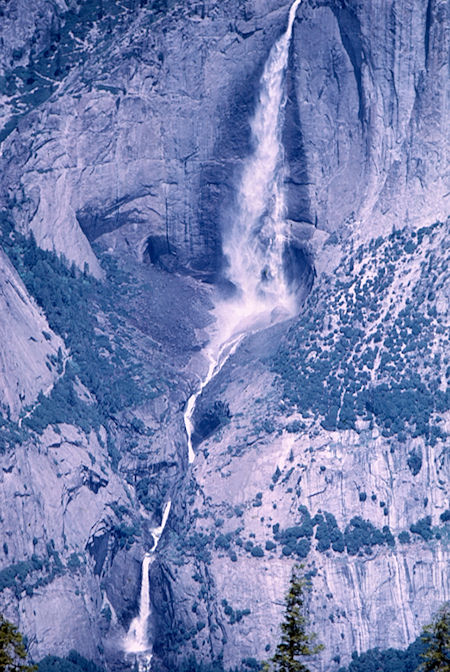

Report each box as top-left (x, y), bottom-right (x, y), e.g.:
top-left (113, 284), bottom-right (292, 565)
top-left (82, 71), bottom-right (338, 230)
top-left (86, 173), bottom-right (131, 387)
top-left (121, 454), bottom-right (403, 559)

top-left (123, 501), bottom-right (172, 668)
top-left (184, 0), bottom-right (302, 463)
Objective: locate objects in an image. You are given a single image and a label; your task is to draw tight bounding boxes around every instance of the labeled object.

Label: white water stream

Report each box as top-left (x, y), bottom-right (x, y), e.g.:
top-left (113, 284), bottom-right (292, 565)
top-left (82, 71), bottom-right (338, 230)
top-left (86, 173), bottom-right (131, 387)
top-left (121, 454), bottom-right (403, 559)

top-left (123, 500), bottom-right (172, 665)
top-left (184, 0), bottom-right (302, 464)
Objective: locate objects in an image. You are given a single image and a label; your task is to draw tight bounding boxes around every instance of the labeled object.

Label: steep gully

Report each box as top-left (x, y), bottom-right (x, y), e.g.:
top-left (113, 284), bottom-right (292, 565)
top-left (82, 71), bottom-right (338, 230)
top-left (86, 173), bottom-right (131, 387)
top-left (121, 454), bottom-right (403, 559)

top-left (125, 0), bottom-right (304, 665)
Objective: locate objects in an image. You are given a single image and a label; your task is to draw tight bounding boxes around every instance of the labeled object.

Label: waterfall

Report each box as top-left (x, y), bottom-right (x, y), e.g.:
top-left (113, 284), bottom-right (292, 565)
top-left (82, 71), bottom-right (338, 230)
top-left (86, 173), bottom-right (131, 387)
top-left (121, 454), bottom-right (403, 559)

top-left (185, 335), bottom-right (245, 463)
top-left (149, 499), bottom-right (172, 551)
top-left (221, 0), bottom-right (302, 332)
top-left (184, 0), bottom-right (302, 463)
top-left (124, 501), bottom-right (172, 665)
top-left (125, 554), bottom-right (152, 655)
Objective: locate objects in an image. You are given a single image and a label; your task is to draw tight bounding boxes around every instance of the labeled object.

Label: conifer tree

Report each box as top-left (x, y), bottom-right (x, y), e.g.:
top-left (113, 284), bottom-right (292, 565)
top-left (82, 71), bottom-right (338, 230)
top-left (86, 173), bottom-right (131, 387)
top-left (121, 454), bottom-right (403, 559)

top-left (266, 565), bottom-right (324, 672)
top-left (0, 614), bottom-right (36, 672)
top-left (420, 603), bottom-right (450, 672)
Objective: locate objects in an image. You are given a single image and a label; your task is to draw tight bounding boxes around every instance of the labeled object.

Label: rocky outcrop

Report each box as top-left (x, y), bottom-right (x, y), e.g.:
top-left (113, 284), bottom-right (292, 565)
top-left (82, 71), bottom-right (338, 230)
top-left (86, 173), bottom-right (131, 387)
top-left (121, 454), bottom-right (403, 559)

top-left (0, 249), bottom-right (65, 419)
top-left (2, 0), bottom-right (447, 279)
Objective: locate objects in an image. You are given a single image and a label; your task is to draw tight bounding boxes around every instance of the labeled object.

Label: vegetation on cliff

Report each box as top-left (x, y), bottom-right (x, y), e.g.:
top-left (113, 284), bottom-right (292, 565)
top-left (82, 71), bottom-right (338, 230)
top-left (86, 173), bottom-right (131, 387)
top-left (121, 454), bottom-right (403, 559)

top-left (273, 222), bottom-right (449, 445)
top-left (0, 216), bottom-right (158, 446)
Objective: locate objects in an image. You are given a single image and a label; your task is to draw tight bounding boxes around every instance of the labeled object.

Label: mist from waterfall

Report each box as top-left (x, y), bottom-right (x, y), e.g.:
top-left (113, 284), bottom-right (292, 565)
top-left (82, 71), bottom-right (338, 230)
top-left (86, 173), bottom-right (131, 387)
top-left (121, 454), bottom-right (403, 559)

top-left (185, 0), bottom-right (302, 463)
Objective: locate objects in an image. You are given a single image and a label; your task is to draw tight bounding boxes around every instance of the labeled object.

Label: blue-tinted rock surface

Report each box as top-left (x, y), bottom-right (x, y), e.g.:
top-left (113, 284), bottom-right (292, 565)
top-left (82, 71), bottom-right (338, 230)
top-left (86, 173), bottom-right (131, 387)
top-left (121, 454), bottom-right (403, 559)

top-left (0, 0), bottom-right (448, 669)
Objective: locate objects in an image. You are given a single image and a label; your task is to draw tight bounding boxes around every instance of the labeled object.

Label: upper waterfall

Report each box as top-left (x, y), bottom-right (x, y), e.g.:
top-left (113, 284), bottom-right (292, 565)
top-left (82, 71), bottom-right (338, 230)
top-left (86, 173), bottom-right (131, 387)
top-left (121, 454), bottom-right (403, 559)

top-left (220, 0), bottom-right (302, 339)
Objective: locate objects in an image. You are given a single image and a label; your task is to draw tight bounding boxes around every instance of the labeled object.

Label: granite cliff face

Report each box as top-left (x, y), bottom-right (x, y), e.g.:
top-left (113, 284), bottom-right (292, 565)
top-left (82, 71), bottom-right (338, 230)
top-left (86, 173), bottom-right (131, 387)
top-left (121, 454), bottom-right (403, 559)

top-left (0, 249), bottom-right (66, 420)
top-left (0, 0), bottom-right (448, 670)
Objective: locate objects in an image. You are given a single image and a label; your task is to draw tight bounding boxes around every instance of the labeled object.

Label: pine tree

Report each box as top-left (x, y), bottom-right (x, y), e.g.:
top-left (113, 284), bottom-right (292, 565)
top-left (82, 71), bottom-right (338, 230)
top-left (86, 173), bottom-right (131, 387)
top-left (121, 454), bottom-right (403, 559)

top-left (420, 603), bottom-right (450, 672)
top-left (266, 565), bottom-right (324, 672)
top-left (0, 614), bottom-right (36, 672)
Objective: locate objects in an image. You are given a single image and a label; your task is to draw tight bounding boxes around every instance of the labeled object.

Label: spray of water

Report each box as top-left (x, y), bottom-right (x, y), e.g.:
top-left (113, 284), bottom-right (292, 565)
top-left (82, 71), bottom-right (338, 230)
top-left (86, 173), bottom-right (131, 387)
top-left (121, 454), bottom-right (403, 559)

top-left (184, 0), bottom-right (302, 463)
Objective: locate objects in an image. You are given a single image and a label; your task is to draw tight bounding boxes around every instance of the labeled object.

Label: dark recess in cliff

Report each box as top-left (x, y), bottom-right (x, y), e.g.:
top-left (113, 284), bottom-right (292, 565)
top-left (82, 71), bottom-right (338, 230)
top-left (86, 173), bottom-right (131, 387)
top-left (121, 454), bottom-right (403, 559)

top-left (331, 2), bottom-right (366, 125)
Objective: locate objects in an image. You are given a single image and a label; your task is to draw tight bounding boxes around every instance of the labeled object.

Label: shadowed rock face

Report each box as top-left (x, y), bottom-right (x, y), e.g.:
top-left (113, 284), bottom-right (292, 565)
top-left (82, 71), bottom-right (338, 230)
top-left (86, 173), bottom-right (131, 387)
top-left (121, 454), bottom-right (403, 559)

top-left (282, 243), bottom-right (315, 303)
top-left (0, 0), bottom-right (448, 669)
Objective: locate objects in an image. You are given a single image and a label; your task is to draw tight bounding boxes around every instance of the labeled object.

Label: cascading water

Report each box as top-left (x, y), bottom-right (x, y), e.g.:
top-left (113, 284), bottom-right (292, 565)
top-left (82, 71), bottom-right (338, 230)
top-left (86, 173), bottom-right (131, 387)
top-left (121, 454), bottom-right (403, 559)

top-left (184, 0), bottom-right (302, 463)
top-left (222, 0), bottom-right (302, 327)
top-left (124, 501), bottom-right (172, 668)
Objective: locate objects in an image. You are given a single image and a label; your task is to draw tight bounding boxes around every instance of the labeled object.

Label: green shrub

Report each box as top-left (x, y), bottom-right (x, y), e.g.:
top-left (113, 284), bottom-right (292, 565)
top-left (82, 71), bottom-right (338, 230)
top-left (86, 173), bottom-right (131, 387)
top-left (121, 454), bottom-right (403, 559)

top-left (294, 539), bottom-right (310, 559)
top-left (250, 546), bottom-right (264, 558)
top-left (344, 517), bottom-right (385, 555)
top-left (314, 512), bottom-right (344, 553)
top-left (221, 599), bottom-right (251, 625)
top-left (114, 522), bottom-right (141, 550)
top-left (341, 634), bottom-right (425, 672)
top-left (185, 533), bottom-right (212, 564)
top-left (407, 449), bottom-right (422, 475)
top-left (410, 516), bottom-right (433, 541)
top-left (215, 535), bottom-right (231, 551)
top-left (67, 553), bottom-right (81, 571)
top-left (37, 650), bottom-right (107, 672)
